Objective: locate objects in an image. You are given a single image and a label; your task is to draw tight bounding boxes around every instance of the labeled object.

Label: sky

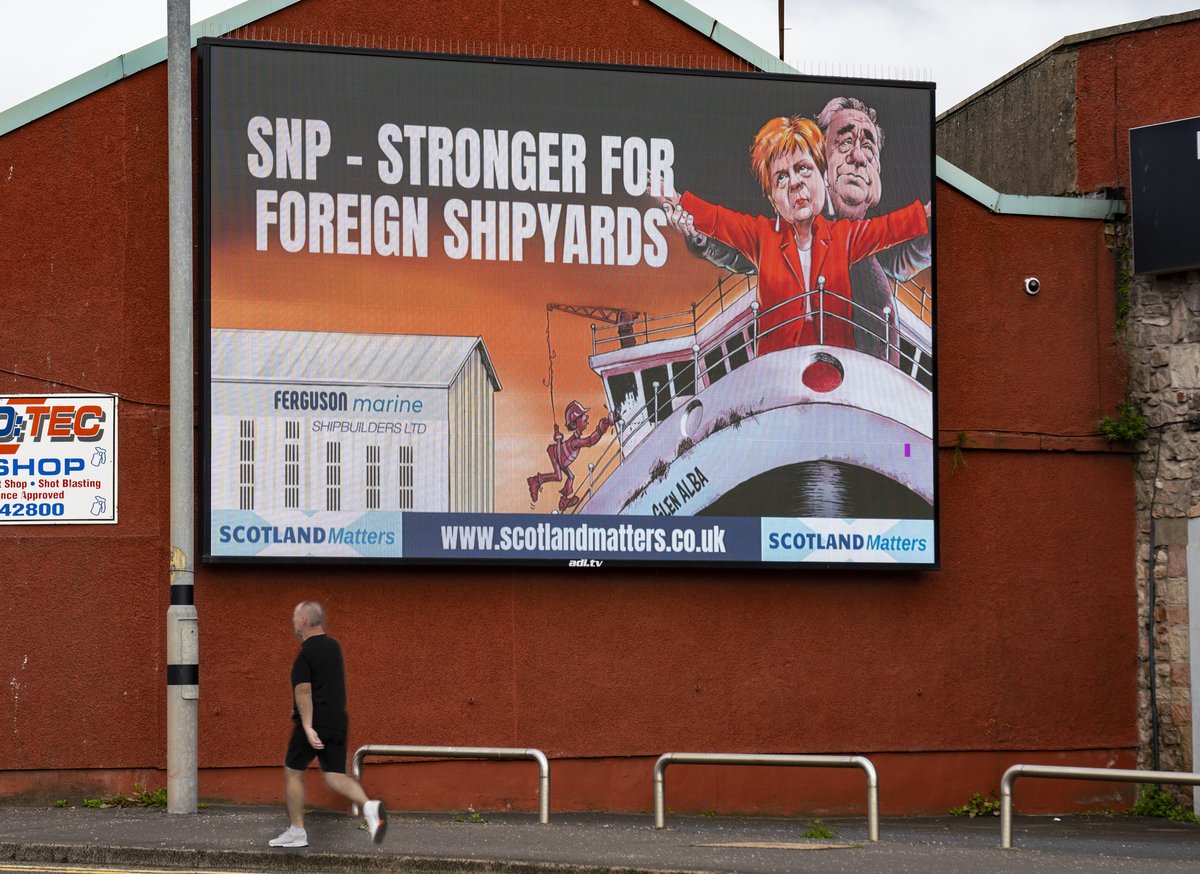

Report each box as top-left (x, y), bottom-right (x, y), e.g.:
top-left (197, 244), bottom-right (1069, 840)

top-left (0, 0), bottom-right (1197, 116)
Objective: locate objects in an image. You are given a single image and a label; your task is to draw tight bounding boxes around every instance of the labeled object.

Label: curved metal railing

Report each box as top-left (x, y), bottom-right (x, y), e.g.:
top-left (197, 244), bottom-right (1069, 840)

top-left (350, 744), bottom-right (551, 824)
top-left (1000, 764), bottom-right (1200, 849)
top-left (567, 275), bottom-right (932, 513)
top-left (653, 752), bottom-right (879, 840)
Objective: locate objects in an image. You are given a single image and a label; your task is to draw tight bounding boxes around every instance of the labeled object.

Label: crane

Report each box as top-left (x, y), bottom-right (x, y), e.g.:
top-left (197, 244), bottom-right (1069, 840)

top-left (546, 303), bottom-right (643, 349)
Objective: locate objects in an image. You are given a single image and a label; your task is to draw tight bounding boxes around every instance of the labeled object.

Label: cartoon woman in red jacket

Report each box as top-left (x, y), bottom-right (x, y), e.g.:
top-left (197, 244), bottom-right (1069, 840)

top-left (661, 116), bottom-right (929, 356)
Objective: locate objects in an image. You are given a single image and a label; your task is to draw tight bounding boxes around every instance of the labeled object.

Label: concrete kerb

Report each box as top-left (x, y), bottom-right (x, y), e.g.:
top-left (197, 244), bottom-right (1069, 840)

top-left (0, 843), bottom-right (708, 874)
top-left (1, 806), bottom-right (1198, 874)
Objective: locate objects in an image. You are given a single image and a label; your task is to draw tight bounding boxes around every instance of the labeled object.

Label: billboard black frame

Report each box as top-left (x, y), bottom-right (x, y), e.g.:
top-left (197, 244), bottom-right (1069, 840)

top-left (197, 37), bottom-right (940, 571)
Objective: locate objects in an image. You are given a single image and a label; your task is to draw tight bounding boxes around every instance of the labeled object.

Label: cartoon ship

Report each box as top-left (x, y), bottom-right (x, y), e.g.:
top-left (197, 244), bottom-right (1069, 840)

top-left (563, 272), bottom-right (934, 519)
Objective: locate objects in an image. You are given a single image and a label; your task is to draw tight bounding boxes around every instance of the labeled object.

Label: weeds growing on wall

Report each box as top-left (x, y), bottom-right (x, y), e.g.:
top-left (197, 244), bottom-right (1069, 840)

top-left (951, 430), bottom-right (976, 473)
top-left (1099, 401), bottom-right (1148, 442)
top-left (1132, 786), bottom-right (1199, 823)
top-left (1107, 239), bottom-right (1132, 330)
top-left (81, 784), bottom-right (167, 809)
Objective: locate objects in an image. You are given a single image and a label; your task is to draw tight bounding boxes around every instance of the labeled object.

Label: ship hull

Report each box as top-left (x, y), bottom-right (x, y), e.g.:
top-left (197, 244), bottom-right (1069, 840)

top-left (582, 344), bottom-right (933, 518)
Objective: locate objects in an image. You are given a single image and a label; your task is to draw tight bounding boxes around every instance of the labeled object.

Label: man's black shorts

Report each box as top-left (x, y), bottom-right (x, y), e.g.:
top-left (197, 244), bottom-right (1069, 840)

top-left (285, 723), bottom-right (348, 773)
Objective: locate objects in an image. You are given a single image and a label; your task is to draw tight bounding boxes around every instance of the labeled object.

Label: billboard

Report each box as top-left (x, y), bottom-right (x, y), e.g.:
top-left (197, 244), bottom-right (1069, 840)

top-left (0, 394), bottom-right (117, 524)
top-left (200, 39), bottom-right (937, 568)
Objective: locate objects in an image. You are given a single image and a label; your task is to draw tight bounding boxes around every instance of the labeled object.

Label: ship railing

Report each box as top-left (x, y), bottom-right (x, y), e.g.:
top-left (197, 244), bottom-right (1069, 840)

top-left (569, 322), bottom-right (778, 513)
top-left (573, 355), bottom-right (712, 512)
top-left (591, 272), bottom-right (757, 356)
top-left (568, 282), bottom-right (931, 513)
top-left (592, 273), bottom-right (929, 380)
top-left (591, 306), bottom-right (696, 356)
top-left (580, 434), bottom-right (629, 510)
top-left (894, 274), bottom-right (932, 326)
top-left (691, 272), bottom-right (757, 332)
top-left (751, 283), bottom-right (932, 382)
top-left (567, 298), bottom-right (793, 513)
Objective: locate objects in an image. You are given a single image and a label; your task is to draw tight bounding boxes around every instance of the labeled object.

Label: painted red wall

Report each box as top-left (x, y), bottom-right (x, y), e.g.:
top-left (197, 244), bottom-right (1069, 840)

top-left (936, 185), bottom-right (1127, 430)
top-left (1076, 18), bottom-right (1200, 193)
top-left (0, 0), bottom-right (1135, 815)
top-left (0, 66), bottom-right (172, 781)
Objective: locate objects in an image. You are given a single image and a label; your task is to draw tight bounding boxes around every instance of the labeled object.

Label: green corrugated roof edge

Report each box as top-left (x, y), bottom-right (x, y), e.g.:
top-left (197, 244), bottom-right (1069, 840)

top-left (0, 0), bottom-right (302, 137)
top-left (646, 0), bottom-right (797, 75)
top-left (0, 0), bottom-right (1125, 221)
top-left (936, 156), bottom-right (1125, 220)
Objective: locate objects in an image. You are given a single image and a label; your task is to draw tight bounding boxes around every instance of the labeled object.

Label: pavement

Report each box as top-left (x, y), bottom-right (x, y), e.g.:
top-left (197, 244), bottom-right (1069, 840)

top-left (0, 804), bottom-right (1197, 874)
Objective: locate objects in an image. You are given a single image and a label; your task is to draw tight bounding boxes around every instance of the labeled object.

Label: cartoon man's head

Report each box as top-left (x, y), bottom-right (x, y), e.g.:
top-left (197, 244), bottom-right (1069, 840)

top-left (817, 97), bottom-right (884, 221)
top-left (564, 400), bottom-right (590, 432)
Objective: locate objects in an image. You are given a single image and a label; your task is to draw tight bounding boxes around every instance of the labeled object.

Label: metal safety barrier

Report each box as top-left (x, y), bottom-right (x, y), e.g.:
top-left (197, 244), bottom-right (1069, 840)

top-left (1000, 763), bottom-right (1200, 848)
top-left (351, 744), bottom-right (551, 824)
top-left (652, 752), bottom-right (879, 841)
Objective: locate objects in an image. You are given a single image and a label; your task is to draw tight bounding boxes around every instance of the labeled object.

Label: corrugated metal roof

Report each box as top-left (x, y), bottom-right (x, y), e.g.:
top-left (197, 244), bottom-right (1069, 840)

top-left (212, 328), bottom-right (501, 391)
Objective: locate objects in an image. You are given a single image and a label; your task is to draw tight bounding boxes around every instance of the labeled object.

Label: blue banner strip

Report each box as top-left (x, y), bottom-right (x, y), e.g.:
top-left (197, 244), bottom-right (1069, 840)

top-left (404, 512), bottom-right (761, 562)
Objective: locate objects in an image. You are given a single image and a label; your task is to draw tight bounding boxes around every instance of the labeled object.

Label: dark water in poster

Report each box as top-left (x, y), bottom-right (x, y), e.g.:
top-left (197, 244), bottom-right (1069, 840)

top-left (701, 460), bottom-right (933, 519)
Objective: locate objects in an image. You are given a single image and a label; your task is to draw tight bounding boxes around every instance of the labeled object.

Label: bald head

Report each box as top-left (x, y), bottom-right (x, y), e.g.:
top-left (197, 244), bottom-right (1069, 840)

top-left (292, 601), bottom-right (326, 639)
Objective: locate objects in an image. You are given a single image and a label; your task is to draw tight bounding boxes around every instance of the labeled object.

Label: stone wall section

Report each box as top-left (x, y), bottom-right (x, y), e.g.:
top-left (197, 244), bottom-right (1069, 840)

top-left (1128, 266), bottom-right (1200, 801)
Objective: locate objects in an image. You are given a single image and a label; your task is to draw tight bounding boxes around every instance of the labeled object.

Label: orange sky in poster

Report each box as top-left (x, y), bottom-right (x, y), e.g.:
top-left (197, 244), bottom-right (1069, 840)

top-left (210, 235), bottom-right (723, 514)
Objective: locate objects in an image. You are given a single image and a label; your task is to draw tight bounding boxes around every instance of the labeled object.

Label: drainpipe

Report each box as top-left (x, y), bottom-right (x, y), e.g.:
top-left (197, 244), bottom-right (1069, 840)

top-left (1146, 430), bottom-right (1166, 778)
top-left (167, 0), bottom-right (198, 815)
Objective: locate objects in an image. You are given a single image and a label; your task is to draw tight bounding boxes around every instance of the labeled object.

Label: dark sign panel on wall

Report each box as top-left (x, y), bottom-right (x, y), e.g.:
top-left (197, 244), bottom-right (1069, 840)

top-left (199, 39), bottom-right (938, 568)
top-left (1130, 115), bottom-right (1200, 275)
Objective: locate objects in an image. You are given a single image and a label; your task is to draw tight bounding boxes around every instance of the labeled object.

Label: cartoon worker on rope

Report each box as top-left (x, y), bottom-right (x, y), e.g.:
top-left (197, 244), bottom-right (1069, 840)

top-left (528, 400), bottom-right (612, 512)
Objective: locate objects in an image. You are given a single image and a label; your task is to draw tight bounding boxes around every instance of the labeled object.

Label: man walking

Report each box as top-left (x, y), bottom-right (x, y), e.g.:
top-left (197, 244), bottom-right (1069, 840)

top-left (269, 601), bottom-right (387, 848)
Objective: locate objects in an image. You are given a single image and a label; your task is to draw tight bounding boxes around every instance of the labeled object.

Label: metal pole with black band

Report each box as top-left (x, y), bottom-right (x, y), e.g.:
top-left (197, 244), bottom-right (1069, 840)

top-left (167, 0), bottom-right (198, 815)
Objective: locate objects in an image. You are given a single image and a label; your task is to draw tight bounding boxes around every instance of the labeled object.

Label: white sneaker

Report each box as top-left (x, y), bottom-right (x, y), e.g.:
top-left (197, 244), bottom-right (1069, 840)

top-left (268, 825), bottom-right (308, 848)
top-left (363, 799), bottom-right (388, 844)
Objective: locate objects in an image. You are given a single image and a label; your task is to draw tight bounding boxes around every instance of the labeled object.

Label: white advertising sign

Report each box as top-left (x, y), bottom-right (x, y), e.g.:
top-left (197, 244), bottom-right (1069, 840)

top-left (0, 394), bottom-right (118, 524)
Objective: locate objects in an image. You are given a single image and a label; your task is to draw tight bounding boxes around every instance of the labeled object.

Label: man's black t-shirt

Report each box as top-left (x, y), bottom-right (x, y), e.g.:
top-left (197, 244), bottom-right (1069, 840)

top-left (290, 634), bottom-right (349, 732)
